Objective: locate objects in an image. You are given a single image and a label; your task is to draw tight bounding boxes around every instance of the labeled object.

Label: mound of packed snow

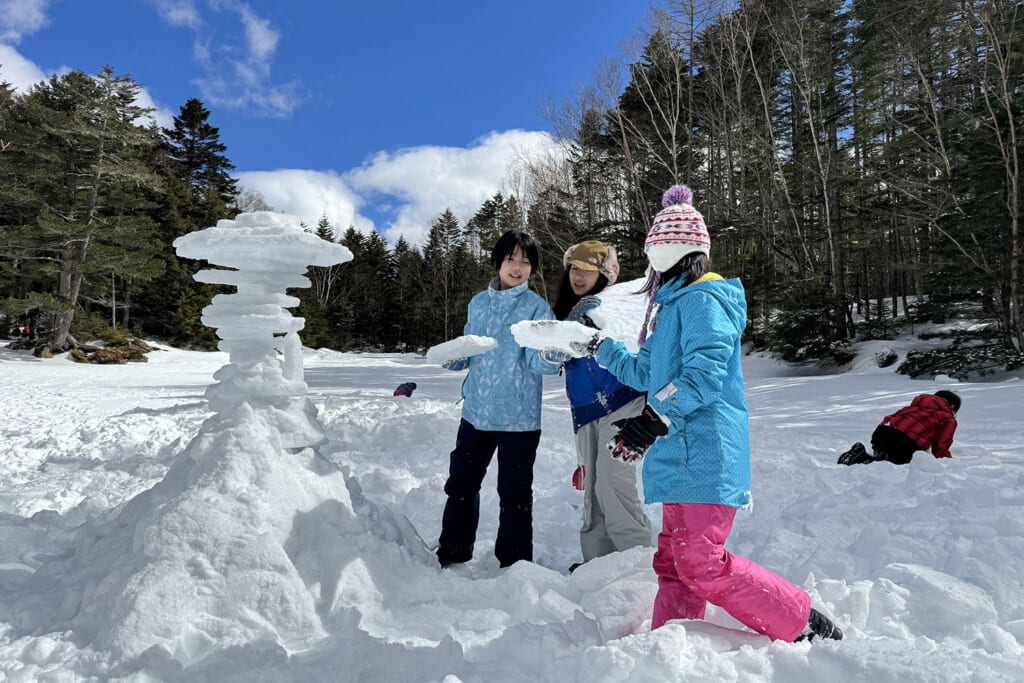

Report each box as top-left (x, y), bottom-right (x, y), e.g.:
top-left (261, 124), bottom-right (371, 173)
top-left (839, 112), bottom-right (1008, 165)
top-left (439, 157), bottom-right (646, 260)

top-left (10, 403), bottom-right (432, 664)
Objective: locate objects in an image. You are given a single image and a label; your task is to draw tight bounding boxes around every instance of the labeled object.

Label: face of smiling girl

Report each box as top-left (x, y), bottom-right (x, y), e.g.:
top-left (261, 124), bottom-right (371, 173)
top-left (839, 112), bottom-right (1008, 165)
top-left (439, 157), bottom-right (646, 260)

top-left (498, 248), bottom-right (532, 290)
top-left (569, 264), bottom-right (600, 296)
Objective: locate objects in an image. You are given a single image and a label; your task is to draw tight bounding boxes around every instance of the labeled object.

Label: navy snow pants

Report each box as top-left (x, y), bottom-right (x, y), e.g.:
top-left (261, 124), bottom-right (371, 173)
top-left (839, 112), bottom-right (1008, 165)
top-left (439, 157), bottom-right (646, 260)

top-left (437, 419), bottom-right (541, 568)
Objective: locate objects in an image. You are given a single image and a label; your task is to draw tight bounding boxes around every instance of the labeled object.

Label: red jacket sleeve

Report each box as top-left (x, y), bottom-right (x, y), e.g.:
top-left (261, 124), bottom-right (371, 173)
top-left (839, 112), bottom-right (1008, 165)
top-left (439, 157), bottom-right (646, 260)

top-left (931, 417), bottom-right (957, 458)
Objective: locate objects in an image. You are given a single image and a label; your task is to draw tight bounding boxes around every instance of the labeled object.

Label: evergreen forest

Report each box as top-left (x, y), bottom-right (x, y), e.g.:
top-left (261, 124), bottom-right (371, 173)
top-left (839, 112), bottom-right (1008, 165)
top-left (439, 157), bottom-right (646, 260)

top-left (1, 0), bottom-right (1022, 378)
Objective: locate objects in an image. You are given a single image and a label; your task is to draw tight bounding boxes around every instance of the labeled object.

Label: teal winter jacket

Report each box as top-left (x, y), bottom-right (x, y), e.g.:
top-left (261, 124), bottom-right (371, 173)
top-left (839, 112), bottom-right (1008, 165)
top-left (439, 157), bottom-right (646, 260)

top-left (460, 278), bottom-right (560, 431)
top-left (595, 274), bottom-right (751, 508)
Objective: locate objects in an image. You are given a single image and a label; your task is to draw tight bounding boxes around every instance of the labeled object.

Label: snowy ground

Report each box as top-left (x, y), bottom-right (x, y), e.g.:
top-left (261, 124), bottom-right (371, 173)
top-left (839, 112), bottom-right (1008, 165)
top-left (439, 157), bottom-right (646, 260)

top-left (1, 331), bottom-right (1023, 681)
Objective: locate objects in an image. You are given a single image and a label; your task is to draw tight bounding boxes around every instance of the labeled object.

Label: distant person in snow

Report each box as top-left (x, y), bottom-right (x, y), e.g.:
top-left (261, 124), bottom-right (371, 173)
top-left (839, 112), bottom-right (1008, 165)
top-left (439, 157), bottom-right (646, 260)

top-left (434, 231), bottom-right (562, 569)
top-left (838, 390), bottom-right (961, 466)
top-left (568, 185), bottom-right (842, 642)
top-left (550, 240), bottom-right (651, 572)
top-left (393, 382), bottom-right (417, 397)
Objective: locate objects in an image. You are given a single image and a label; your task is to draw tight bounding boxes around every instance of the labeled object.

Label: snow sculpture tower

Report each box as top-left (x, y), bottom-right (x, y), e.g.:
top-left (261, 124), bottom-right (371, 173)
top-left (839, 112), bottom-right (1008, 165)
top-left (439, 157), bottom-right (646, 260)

top-left (18, 212), bottom-right (440, 669)
top-left (174, 211), bottom-right (352, 448)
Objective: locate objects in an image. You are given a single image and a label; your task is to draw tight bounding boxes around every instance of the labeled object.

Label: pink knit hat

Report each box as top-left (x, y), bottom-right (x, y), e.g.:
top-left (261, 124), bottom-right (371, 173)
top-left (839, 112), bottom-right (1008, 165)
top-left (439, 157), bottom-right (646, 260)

top-left (644, 185), bottom-right (710, 272)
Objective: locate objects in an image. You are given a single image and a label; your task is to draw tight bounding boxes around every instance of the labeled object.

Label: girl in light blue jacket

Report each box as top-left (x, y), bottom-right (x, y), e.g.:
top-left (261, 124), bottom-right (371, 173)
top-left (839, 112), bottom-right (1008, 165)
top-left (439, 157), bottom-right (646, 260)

top-left (574, 186), bottom-right (843, 643)
top-left (436, 231), bottom-right (562, 568)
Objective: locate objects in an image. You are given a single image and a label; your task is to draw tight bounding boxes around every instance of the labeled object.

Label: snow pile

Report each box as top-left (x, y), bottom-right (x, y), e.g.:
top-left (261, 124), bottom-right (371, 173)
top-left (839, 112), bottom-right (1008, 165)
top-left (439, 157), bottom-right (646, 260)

top-left (586, 279), bottom-right (650, 352)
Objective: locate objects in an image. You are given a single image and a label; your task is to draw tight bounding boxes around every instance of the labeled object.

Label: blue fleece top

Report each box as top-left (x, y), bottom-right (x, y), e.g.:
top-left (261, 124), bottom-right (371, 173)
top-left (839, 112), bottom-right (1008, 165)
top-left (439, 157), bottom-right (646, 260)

top-left (564, 356), bottom-right (642, 432)
top-left (595, 275), bottom-right (751, 507)
top-left (460, 278), bottom-right (560, 431)
top-left (562, 300), bottom-right (642, 430)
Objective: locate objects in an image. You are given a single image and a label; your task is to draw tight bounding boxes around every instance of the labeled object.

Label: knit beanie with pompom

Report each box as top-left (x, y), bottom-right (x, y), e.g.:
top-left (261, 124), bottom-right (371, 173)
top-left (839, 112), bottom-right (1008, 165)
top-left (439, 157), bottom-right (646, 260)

top-left (644, 184), bottom-right (710, 273)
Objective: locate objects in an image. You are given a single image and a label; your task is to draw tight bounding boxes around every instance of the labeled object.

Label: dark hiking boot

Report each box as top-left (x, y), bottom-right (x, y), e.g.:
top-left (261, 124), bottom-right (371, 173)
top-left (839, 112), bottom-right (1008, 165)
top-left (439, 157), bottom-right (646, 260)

top-left (437, 548), bottom-right (471, 568)
top-left (795, 608), bottom-right (843, 642)
top-left (837, 442), bottom-right (867, 466)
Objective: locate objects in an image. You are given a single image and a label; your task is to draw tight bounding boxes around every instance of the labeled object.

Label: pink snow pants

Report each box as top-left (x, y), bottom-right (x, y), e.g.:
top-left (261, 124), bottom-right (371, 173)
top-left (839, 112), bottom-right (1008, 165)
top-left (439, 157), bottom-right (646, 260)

top-left (651, 502), bottom-right (811, 641)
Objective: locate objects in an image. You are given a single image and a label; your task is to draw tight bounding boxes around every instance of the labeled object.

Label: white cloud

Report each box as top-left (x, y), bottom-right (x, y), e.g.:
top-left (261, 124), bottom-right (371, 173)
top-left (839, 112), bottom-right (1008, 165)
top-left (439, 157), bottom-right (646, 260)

top-left (0, 0), bottom-right (51, 44)
top-left (0, 42), bottom-right (47, 92)
top-left (234, 130), bottom-right (562, 247)
top-left (150, 0), bottom-right (302, 118)
top-left (235, 169), bottom-right (375, 237)
top-left (346, 130), bottom-right (560, 245)
top-left (132, 87), bottom-right (175, 130)
top-left (236, 3), bottom-right (278, 61)
top-left (151, 0), bottom-right (202, 29)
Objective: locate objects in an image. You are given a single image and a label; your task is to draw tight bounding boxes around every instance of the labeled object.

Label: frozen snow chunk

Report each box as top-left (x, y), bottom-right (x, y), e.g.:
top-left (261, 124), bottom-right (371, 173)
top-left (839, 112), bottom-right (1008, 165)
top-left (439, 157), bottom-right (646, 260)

top-left (510, 320), bottom-right (594, 357)
top-left (425, 335), bottom-right (498, 364)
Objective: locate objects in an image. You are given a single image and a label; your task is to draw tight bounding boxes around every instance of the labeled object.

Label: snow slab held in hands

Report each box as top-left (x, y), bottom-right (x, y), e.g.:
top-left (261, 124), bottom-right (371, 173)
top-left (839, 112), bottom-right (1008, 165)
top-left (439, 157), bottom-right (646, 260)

top-left (510, 320), bottom-right (595, 358)
top-left (425, 335), bottom-right (498, 363)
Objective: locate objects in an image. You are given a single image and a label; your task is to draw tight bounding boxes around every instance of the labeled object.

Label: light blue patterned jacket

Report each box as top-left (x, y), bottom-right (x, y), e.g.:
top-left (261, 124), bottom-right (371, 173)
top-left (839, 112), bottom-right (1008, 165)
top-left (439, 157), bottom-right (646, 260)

top-left (595, 274), bottom-right (751, 508)
top-left (460, 278), bottom-right (559, 432)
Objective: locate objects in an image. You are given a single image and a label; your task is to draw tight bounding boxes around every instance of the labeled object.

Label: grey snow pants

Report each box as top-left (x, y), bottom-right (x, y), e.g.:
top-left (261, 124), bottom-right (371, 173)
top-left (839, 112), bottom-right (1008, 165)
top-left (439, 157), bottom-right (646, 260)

top-left (576, 396), bottom-right (654, 561)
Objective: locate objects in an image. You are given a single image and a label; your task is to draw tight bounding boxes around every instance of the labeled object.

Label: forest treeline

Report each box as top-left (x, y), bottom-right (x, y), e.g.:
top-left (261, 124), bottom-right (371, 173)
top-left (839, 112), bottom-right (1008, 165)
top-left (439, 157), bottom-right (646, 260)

top-left (1, 0), bottom-right (1022, 377)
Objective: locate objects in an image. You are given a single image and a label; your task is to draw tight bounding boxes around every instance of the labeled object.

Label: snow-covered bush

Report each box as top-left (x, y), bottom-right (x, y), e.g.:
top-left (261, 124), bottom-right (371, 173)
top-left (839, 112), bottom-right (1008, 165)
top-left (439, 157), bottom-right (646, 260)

top-left (759, 307), bottom-right (855, 365)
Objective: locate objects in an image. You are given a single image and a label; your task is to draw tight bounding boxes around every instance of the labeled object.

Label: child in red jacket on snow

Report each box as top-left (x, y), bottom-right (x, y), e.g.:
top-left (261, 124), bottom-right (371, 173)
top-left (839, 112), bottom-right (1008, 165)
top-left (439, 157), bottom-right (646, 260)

top-left (838, 390), bottom-right (961, 466)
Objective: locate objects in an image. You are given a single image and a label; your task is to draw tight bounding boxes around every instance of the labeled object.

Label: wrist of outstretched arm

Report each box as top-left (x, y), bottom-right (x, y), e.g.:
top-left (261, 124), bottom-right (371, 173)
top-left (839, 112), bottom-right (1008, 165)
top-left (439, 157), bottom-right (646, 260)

top-left (593, 335), bottom-right (617, 364)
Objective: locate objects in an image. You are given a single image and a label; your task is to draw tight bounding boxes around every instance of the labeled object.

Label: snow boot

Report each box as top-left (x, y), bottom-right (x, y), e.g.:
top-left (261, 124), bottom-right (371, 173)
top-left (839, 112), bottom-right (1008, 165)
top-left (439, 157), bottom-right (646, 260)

top-left (838, 442), bottom-right (872, 465)
top-left (795, 608), bottom-right (843, 642)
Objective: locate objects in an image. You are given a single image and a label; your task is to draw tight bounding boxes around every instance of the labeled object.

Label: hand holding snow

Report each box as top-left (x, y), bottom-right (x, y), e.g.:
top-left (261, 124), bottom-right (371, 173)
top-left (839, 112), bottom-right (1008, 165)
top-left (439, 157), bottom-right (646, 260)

top-left (425, 334), bottom-right (498, 363)
top-left (510, 320), bottom-right (597, 358)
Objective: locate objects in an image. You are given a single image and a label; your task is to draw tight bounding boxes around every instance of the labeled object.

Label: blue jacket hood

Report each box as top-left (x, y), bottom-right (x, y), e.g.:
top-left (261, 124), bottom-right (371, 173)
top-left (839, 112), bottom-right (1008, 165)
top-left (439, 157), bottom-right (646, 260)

top-left (656, 275), bottom-right (747, 336)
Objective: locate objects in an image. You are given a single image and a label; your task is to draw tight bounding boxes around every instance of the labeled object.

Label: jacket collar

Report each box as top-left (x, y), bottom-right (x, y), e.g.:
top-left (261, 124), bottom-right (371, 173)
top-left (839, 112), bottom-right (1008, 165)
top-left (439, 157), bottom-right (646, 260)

top-left (655, 272), bottom-right (724, 303)
top-left (488, 277), bottom-right (530, 298)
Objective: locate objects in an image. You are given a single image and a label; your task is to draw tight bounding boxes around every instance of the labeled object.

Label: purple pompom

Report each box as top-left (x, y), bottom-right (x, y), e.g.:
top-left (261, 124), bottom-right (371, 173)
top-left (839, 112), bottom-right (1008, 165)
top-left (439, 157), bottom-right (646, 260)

top-left (662, 185), bottom-right (693, 208)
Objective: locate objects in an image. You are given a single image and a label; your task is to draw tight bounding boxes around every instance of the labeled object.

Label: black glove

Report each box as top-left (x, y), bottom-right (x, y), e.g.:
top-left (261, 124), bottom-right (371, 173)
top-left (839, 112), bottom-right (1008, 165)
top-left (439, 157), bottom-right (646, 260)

top-left (568, 331), bottom-right (605, 358)
top-left (568, 295), bottom-right (601, 328)
top-left (608, 404), bottom-right (669, 462)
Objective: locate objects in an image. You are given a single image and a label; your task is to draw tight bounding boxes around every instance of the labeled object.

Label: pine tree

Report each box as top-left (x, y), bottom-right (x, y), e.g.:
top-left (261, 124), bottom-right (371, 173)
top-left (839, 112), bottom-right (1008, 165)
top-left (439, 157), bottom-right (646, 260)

top-left (423, 209), bottom-right (467, 342)
top-left (0, 70), bottom-right (13, 153)
top-left (162, 97), bottom-right (238, 209)
top-left (296, 215), bottom-right (342, 348)
top-left (388, 236), bottom-right (424, 349)
top-left (134, 97), bottom-right (240, 347)
top-left (0, 67), bottom-right (164, 354)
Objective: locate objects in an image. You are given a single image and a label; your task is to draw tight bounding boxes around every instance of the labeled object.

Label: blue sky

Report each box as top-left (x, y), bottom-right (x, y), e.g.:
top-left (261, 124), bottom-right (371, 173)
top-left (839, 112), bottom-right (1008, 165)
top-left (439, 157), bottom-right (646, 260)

top-left (1, 0), bottom-right (653, 243)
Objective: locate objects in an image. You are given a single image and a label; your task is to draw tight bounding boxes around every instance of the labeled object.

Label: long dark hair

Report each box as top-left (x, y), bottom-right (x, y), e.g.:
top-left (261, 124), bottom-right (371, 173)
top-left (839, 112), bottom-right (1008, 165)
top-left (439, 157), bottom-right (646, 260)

top-left (553, 269), bottom-right (609, 320)
top-left (638, 253), bottom-right (711, 294)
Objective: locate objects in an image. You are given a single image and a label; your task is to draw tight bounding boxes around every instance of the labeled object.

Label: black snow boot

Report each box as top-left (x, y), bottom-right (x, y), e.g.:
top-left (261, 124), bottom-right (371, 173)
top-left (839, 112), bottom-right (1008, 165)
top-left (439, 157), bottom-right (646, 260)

top-left (796, 608), bottom-right (843, 642)
top-left (838, 442), bottom-right (872, 466)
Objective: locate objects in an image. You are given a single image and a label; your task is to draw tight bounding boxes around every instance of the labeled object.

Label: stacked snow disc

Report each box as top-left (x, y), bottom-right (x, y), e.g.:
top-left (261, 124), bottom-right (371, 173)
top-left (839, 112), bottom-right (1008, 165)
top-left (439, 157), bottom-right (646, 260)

top-left (173, 212), bottom-right (353, 418)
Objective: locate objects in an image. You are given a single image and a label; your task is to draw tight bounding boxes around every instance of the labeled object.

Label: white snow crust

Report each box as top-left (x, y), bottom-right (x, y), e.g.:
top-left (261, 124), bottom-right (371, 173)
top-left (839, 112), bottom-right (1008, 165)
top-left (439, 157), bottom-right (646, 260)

top-left (1, 273), bottom-right (1023, 681)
